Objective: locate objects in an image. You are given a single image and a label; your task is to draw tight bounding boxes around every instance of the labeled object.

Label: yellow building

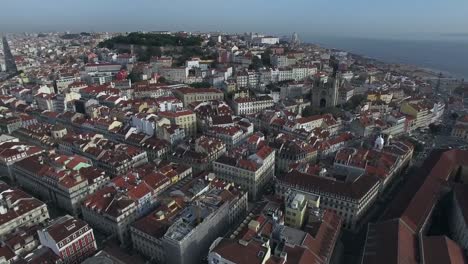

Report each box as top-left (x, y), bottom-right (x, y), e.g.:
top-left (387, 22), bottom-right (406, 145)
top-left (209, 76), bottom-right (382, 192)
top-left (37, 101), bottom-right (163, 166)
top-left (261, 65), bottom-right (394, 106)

top-left (18, 72), bottom-right (30, 84)
top-left (367, 93), bottom-right (379, 102)
top-left (159, 109), bottom-right (197, 137)
top-left (452, 115), bottom-right (468, 140)
top-left (400, 101), bottom-right (432, 129)
top-left (225, 81), bottom-right (237, 94)
top-left (173, 87), bottom-right (224, 106)
top-left (379, 93), bottom-right (393, 104)
top-left (367, 92), bottom-right (393, 104)
top-left (284, 192), bottom-right (308, 229)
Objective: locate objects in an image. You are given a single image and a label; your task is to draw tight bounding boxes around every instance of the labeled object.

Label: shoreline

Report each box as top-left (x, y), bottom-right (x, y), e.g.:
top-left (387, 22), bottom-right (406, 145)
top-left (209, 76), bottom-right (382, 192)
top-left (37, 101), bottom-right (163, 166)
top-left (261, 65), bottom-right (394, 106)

top-left (305, 37), bottom-right (468, 81)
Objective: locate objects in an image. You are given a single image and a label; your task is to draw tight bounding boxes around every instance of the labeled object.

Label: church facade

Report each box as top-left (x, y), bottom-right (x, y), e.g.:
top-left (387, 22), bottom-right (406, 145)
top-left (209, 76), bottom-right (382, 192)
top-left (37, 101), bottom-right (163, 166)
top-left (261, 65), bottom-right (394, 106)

top-left (311, 74), bottom-right (340, 108)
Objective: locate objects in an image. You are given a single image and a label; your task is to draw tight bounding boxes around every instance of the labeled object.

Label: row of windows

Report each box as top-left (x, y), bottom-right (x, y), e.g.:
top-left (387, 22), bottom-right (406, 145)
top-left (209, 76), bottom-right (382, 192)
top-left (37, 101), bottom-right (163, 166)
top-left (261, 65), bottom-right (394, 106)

top-left (58, 230), bottom-right (91, 248)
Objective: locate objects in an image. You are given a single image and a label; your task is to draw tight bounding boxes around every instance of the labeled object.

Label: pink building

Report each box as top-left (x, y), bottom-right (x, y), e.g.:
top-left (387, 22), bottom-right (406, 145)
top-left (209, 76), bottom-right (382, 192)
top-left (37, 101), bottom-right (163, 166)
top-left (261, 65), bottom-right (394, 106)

top-left (38, 215), bottom-right (97, 263)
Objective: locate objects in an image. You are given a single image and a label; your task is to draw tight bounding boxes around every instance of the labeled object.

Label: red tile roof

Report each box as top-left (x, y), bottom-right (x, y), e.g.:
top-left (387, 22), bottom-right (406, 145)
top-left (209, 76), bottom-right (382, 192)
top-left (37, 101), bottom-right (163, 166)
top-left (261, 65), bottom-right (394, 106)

top-left (255, 146), bottom-right (273, 160)
top-left (131, 198), bottom-right (185, 238)
top-left (175, 87), bottom-right (222, 94)
top-left (363, 149), bottom-right (468, 264)
top-left (454, 184), bottom-right (468, 225)
top-left (401, 150), bottom-right (468, 233)
top-left (211, 239), bottom-right (270, 264)
top-left (362, 219), bottom-right (417, 264)
top-left (421, 236), bottom-right (467, 264)
top-left (296, 115), bottom-right (323, 124)
top-left (278, 170), bottom-right (380, 200)
top-left (41, 215), bottom-right (89, 245)
top-left (0, 182), bottom-right (46, 228)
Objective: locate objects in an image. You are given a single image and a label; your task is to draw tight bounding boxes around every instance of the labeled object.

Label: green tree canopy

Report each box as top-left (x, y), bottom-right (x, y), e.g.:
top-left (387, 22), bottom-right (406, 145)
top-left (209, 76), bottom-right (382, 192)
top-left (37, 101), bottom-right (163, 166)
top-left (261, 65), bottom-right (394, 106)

top-left (189, 82), bottom-right (212, 88)
top-left (98, 32), bottom-right (203, 49)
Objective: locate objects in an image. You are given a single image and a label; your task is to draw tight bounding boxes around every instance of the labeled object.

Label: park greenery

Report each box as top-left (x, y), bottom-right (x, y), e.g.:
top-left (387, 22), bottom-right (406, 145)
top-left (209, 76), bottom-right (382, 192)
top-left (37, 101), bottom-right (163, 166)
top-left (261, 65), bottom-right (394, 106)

top-left (98, 32), bottom-right (203, 49)
top-left (189, 82), bottom-right (212, 88)
top-left (99, 33), bottom-right (214, 64)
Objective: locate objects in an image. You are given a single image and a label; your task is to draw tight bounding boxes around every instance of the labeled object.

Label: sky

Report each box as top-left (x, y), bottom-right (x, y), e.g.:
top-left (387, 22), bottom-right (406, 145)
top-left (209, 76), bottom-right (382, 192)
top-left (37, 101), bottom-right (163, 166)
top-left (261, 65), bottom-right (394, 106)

top-left (1, 0), bottom-right (468, 39)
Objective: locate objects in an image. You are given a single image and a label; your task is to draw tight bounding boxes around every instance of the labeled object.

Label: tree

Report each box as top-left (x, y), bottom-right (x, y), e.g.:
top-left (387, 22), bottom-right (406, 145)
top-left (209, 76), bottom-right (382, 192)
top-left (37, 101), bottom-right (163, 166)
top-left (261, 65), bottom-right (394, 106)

top-left (158, 76), bottom-right (167, 84)
top-left (429, 123), bottom-right (441, 134)
top-left (98, 33), bottom-right (203, 49)
top-left (174, 46), bottom-right (205, 66)
top-left (68, 56), bottom-right (77, 64)
top-left (262, 49), bottom-right (272, 66)
top-left (404, 136), bottom-right (424, 152)
top-left (138, 46), bottom-right (162, 62)
top-left (207, 39), bottom-right (217, 47)
top-left (249, 56), bottom-right (263, 70)
top-left (189, 82), bottom-right (212, 88)
top-left (128, 72), bottom-right (139, 83)
top-left (343, 94), bottom-right (366, 110)
top-left (302, 106), bottom-right (319, 117)
top-left (265, 84), bottom-right (276, 91)
top-left (321, 107), bottom-right (342, 117)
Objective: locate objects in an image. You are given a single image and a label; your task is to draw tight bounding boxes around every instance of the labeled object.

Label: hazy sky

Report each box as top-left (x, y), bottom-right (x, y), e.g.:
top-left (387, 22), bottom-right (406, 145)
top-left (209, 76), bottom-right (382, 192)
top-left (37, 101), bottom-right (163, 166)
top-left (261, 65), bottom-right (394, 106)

top-left (1, 0), bottom-right (467, 38)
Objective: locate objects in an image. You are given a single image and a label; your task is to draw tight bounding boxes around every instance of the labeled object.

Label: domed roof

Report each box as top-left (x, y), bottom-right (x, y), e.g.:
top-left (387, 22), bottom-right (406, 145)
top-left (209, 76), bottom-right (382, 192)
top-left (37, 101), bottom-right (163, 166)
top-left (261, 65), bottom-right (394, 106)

top-left (375, 135), bottom-right (384, 144)
top-left (374, 135), bottom-right (385, 150)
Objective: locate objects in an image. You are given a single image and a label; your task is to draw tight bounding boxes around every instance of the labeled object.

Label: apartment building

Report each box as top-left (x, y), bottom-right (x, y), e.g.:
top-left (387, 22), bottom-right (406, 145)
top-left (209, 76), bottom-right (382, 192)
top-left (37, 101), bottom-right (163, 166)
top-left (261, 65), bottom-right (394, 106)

top-left (13, 154), bottom-right (109, 215)
top-left (159, 67), bottom-right (189, 83)
top-left (400, 101), bottom-right (434, 129)
top-left (208, 200), bottom-right (341, 264)
top-left (294, 115), bottom-right (324, 132)
top-left (84, 63), bottom-right (121, 73)
top-left (0, 181), bottom-right (49, 237)
top-left (157, 124), bottom-right (186, 146)
top-left (189, 100), bottom-right (233, 131)
top-left (231, 96), bottom-right (274, 115)
top-left (206, 119), bottom-right (254, 150)
top-left (38, 215), bottom-right (97, 263)
top-left (452, 115), bottom-right (468, 140)
top-left (0, 117), bottom-right (22, 134)
top-left (284, 192), bottom-right (308, 229)
top-left (194, 136), bottom-right (226, 162)
top-left (276, 169), bottom-right (380, 230)
top-left (130, 176), bottom-right (248, 264)
top-left (133, 83), bottom-right (174, 99)
top-left (0, 139), bottom-right (43, 181)
top-left (269, 134), bottom-right (317, 173)
top-left (82, 163), bottom-right (190, 245)
top-left (159, 109), bottom-right (197, 137)
top-left (270, 54), bottom-right (294, 68)
top-left (131, 113), bottom-right (169, 137)
top-left (214, 146), bottom-right (275, 200)
top-left (333, 139), bottom-right (413, 190)
top-left (173, 87), bottom-right (224, 106)
top-left (58, 133), bottom-right (148, 176)
top-left (150, 56), bottom-right (173, 72)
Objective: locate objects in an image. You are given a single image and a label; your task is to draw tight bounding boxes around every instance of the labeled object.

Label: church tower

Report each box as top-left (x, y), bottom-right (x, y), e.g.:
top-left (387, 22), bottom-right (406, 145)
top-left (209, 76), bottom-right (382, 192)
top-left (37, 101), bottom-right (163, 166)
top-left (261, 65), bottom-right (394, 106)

top-left (311, 73), bottom-right (340, 108)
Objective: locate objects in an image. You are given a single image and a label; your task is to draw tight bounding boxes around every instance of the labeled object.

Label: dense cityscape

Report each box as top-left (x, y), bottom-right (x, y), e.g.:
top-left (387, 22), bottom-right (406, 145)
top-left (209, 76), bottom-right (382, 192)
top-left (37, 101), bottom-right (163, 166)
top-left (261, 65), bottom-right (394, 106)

top-left (0, 30), bottom-right (467, 264)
